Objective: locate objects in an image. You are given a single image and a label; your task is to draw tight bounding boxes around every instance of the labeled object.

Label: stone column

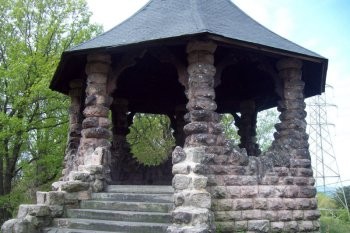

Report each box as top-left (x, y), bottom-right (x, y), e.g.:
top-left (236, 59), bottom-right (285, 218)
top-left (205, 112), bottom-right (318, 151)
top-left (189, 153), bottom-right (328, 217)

top-left (236, 100), bottom-right (260, 157)
top-left (274, 58), bottom-right (320, 231)
top-left (274, 58), bottom-right (310, 160)
top-left (77, 53), bottom-right (113, 189)
top-left (62, 79), bottom-right (83, 180)
top-left (168, 41), bottom-right (222, 233)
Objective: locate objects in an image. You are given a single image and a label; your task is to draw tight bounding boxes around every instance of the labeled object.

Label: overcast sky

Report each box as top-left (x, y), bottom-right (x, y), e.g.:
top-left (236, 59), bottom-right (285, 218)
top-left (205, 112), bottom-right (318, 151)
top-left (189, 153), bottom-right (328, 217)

top-left (86, 0), bottom-right (350, 186)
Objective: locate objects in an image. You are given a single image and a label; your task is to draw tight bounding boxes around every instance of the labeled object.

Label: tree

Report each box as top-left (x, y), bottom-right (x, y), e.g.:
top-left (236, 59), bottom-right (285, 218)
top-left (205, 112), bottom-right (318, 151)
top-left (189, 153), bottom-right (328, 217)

top-left (220, 109), bottom-right (278, 152)
top-left (127, 114), bottom-right (175, 166)
top-left (0, 0), bottom-right (102, 224)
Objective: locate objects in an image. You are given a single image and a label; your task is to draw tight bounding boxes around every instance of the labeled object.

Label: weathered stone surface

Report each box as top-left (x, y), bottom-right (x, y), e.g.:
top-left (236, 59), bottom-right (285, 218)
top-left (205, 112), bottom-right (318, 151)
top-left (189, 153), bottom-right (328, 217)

top-left (17, 205), bottom-right (50, 218)
top-left (60, 181), bottom-right (90, 192)
top-left (184, 122), bottom-right (209, 135)
top-left (64, 190), bottom-right (91, 201)
top-left (36, 191), bottom-right (65, 205)
top-left (247, 220), bottom-right (269, 232)
top-left (192, 176), bottom-right (208, 190)
top-left (92, 179), bottom-right (104, 192)
top-left (188, 192), bottom-right (211, 208)
top-left (172, 146), bottom-right (187, 164)
top-left (1, 219), bottom-right (17, 233)
top-left (82, 117), bottom-right (111, 129)
top-left (173, 175), bottom-right (192, 190)
top-left (83, 105), bottom-right (109, 117)
top-left (173, 163), bottom-right (191, 175)
top-left (81, 127), bottom-right (112, 139)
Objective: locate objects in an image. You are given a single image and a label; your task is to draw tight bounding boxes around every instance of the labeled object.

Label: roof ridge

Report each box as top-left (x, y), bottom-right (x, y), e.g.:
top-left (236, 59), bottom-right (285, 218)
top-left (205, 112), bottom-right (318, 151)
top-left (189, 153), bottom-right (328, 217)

top-left (190, 0), bottom-right (206, 32)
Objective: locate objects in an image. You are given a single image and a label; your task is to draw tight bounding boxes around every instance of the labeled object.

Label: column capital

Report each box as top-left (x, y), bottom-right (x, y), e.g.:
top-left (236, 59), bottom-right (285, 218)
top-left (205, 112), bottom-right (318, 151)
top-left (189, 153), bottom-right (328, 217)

top-left (276, 58), bottom-right (302, 71)
top-left (186, 40), bottom-right (217, 54)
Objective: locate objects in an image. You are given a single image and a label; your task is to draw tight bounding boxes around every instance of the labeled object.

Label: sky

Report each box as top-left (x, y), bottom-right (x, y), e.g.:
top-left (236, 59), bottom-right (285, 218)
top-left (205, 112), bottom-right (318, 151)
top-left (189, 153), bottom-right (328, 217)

top-left (86, 0), bottom-right (350, 186)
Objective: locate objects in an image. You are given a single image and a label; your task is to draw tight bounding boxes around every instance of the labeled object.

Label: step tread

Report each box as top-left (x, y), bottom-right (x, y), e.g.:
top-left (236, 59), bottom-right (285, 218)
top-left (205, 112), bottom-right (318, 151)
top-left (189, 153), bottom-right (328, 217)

top-left (91, 192), bottom-right (173, 203)
top-left (80, 200), bottom-right (172, 212)
top-left (43, 227), bottom-right (125, 233)
top-left (106, 185), bottom-right (173, 194)
top-left (54, 218), bottom-right (170, 226)
top-left (68, 208), bottom-right (171, 215)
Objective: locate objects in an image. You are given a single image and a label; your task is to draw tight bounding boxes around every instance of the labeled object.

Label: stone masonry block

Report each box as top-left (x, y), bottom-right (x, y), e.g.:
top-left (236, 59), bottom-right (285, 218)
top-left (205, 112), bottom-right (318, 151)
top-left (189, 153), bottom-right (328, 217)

top-left (264, 211), bottom-right (278, 221)
top-left (298, 220), bottom-right (316, 232)
top-left (247, 220), bottom-right (270, 233)
top-left (17, 205), bottom-right (50, 218)
top-left (267, 198), bottom-right (285, 210)
top-left (293, 210), bottom-right (304, 220)
top-left (173, 175), bottom-right (192, 190)
top-left (299, 186), bottom-right (317, 198)
top-left (254, 198), bottom-right (268, 210)
top-left (270, 221), bottom-right (285, 233)
top-left (215, 211), bottom-right (242, 221)
top-left (214, 199), bottom-right (233, 211)
top-left (242, 210), bottom-right (262, 220)
top-left (258, 186), bottom-right (274, 198)
top-left (172, 163), bottom-right (191, 175)
top-left (188, 192), bottom-right (211, 209)
top-left (233, 199), bottom-right (253, 210)
top-left (61, 181), bottom-right (90, 192)
top-left (235, 221), bottom-right (248, 232)
top-left (284, 221), bottom-right (299, 232)
top-left (277, 210), bottom-right (293, 221)
top-left (303, 210), bottom-right (321, 220)
top-left (240, 186), bottom-right (258, 198)
top-left (226, 186), bottom-right (240, 198)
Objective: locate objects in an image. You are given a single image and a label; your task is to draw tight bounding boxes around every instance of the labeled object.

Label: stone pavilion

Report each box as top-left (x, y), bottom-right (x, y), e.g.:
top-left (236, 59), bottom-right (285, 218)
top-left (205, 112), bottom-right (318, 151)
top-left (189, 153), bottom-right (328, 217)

top-left (2, 0), bottom-right (328, 232)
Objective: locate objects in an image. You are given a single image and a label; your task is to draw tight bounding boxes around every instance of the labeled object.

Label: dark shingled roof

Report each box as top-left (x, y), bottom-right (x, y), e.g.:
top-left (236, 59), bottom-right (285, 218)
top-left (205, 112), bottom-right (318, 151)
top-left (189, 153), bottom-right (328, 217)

top-left (70, 0), bottom-right (323, 59)
top-left (51, 0), bottom-right (327, 100)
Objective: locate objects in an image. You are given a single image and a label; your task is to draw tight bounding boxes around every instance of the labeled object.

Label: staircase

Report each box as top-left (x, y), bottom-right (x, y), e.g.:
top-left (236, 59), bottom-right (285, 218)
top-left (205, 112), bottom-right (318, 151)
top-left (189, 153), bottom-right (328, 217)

top-left (44, 185), bottom-right (174, 233)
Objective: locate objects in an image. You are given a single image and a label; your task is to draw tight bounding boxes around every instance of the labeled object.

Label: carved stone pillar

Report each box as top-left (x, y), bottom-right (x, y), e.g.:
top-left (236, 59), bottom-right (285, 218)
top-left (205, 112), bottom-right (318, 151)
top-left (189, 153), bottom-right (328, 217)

top-left (168, 41), bottom-right (222, 233)
top-left (236, 100), bottom-right (260, 156)
top-left (274, 58), bottom-right (310, 159)
top-left (62, 79), bottom-right (83, 180)
top-left (76, 53), bottom-right (113, 188)
top-left (274, 58), bottom-right (320, 230)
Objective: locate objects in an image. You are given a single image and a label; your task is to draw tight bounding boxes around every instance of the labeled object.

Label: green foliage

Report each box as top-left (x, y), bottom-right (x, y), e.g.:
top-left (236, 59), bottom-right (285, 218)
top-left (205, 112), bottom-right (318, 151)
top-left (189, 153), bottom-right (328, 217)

top-left (256, 108), bottom-right (278, 151)
top-left (333, 186), bottom-right (350, 210)
top-left (127, 114), bottom-right (175, 166)
top-left (220, 109), bottom-right (278, 151)
top-left (318, 193), bottom-right (338, 209)
top-left (320, 216), bottom-right (350, 233)
top-left (220, 114), bottom-right (239, 141)
top-left (0, 0), bottom-right (102, 224)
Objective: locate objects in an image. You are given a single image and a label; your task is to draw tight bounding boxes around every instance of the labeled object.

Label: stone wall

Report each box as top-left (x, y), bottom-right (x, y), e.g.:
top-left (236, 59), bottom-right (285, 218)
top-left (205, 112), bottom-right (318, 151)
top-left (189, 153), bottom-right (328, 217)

top-left (207, 149), bottom-right (319, 233)
top-left (168, 48), bottom-right (320, 232)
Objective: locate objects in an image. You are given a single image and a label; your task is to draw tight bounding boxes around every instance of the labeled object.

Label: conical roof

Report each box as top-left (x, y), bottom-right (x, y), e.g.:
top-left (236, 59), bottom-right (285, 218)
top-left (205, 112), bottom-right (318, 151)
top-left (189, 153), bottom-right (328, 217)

top-left (51, 0), bottom-right (327, 101)
top-left (70, 0), bottom-right (322, 58)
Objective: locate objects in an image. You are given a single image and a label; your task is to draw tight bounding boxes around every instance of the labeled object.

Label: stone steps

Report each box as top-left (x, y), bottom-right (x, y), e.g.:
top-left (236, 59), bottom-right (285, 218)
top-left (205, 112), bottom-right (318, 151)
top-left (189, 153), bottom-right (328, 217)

top-left (44, 185), bottom-right (173, 233)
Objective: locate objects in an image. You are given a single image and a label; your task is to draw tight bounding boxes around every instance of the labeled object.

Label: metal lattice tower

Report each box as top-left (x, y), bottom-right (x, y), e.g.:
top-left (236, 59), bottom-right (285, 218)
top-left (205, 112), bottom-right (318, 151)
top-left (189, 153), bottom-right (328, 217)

top-left (307, 84), bottom-right (349, 213)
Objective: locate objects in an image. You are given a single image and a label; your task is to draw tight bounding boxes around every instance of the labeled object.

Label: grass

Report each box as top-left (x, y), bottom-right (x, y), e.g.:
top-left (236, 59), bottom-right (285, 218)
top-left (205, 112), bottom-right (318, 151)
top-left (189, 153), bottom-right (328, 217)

top-left (320, 216), bottom-right (350, 233)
